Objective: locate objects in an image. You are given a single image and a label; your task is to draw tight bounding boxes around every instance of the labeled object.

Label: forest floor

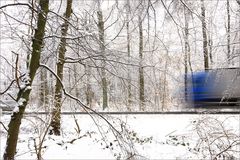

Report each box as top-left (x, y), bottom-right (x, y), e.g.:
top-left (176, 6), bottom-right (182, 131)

top-left (0, 113), bottom-right (240, 159)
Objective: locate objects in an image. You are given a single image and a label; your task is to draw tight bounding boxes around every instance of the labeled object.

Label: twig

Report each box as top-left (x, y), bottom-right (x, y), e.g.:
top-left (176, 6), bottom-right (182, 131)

top-left (0, 121), bottom-right (8, 132)
top-left (12, 52), bottom-right (20, 89)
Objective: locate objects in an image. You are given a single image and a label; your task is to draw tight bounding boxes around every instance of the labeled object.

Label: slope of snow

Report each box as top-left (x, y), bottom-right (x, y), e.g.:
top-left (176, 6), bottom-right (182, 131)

top-left (0, 113), bottom-right (239, 159)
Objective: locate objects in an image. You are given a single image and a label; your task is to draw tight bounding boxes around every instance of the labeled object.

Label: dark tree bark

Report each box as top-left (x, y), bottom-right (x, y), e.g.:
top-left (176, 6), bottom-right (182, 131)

top-left (138, 15), bottom-right (145, 111)
top-left (97, 6), bottom-right (108, 110)
top-left (183, 5), bottom-right (190, 101)
top-left (227, 0), bottom-right (231, 64)
top-left (73, 64), bottom-right (80, 98)
top-left (126, 0), bottom-right (132, 109)
top-left (237, 0), bottom-right (240, 6)
top-left (49, 0), bottom-right (73, 136)
top-left (201, 0), bottom-right (209, 70)
top-left (3, 0), bottom-right (49, 159)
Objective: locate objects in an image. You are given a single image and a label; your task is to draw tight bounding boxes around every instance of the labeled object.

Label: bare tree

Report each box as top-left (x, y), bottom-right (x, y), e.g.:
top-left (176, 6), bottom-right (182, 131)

top-left (227, 0), bottom-right (231, 65)
top-left (49, 0), bottom-right (73, 136)
top-left (39, 68), bottom-right (49, 110)
top-left (73, 64), bottom-right (80, 98)
top-left (138, 13), bottom-right (145, 111)
top-left (97, 1), bottom-right (108, 110)
top-left (83, 15), bottom-right (94, 107)
top-left (3, 0), bottom-right (49, 158)
top-left (85, 63), bottom-right (94, 107)
top-left (183, 2), bottom-right (191, 101)
top-left (126, 0), bottom-right (132, 109)
top-left (201, 0), bottom-right (209, 70)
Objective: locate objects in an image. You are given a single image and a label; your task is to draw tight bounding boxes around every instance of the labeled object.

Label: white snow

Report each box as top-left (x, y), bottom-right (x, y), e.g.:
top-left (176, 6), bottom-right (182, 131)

top-left (12, 106), bottom-right (19, 113)
top-left (24, 86), bottom-right (32, 91)
top-left (0, 113), bottom-right (239, 159)
top-left (18, 98), bottom-right (26, 106)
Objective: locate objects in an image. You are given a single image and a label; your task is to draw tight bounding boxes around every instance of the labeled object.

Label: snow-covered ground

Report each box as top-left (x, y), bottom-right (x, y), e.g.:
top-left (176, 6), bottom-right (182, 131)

top-left (1, 113), bottom-right (240, 159)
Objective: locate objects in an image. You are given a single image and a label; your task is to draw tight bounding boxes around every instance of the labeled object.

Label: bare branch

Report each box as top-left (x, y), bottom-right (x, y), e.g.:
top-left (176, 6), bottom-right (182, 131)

top-left (0, 121), bottom-right (8, 132)
top-left (39, 63), bottom-right (123, 136)
top-left (0, 3), bottom-right (30, 10)
top-left (12, 52), bottom-right (21, 89)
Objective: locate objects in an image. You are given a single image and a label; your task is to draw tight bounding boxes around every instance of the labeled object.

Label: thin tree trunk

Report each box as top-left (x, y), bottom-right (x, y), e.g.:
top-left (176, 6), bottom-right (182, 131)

top-left (3, 0), bottom-right (49, 159)
top-left (39, 69), bottom-right (49, 110)
top-left (184, 6), bottom-right (190, 101)
top-left (208, 36), bottom-right (213, 64)
top-left (162, 57), bottom-right (168, 110)
top-left (39, 70), bottom-right (45, 106)
top-left (139, 15), bottom-right (145, 111)
top-left (83, 15), bottom-right (93, 107)
top-left (126, 0), bottom-right (132, 109)
top-left (85, 63), bottom-right (93, 107)
top-left (227, 0), bottom-right (231, 65)
top-left (73, 64), bottom-right (79, 98)
top-left (201, 0), bottom-right (209, 70)
top-left (236, 0), bottom-right (240, 66)
top-left (97, 7), bottom-right (108, 110)
top-left (49, 0), bottom-right (73, 136)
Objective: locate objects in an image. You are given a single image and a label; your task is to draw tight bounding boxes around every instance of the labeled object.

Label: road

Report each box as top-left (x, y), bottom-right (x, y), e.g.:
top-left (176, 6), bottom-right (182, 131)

top-left (1, 110), bottom-right (240, 115)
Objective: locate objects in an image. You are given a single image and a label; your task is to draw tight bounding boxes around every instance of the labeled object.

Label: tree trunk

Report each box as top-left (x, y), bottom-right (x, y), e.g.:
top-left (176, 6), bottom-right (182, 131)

top-left (49, 0), bottom-right (73, 136)
top-left (85, 63), bottom-right (93, 107)
top-left (39, 70), bottom-right (45, 107)
top-left (201, 0), bottom-right (209, 70)
top-left (208, 36), bottom-right (213, 65)
top-left (161, 57), bottom-right (168, 110)
top-left (139, 15), bottom-right (145, 111)
top-left (3, 0), bottom-right (49, 159)
top-left (184, 5), bottom-right (190, 101)
top-left (73, 64), bottom-right (80, 98)
top-left (126, 0), bottom-right (132, 109)
top-left (236, 0), bottom-right (240, 66)
top-left (97, 8), bottom-right (108, 110)
top-left (227, 0), bottom-right (231, 65)
top-left (39, 69), bottom-right (49, 110)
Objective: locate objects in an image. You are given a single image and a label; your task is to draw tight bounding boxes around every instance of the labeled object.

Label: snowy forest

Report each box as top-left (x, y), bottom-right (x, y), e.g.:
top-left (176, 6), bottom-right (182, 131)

top-left (0, 0), bottom-right (240, 159)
